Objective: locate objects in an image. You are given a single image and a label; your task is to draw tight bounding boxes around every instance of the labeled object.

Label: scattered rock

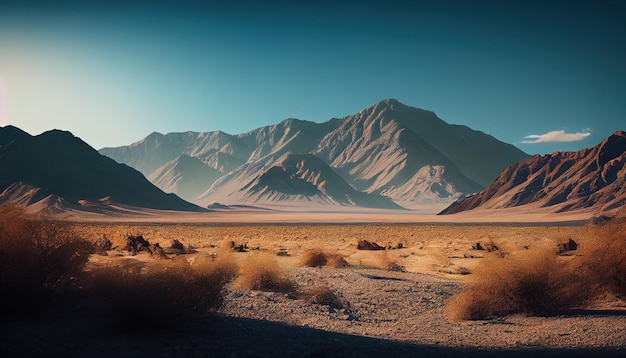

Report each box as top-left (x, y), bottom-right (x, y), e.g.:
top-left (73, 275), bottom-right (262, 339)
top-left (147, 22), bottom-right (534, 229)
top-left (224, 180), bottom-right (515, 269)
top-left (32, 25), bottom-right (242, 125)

top-left (591, 215), bottom-right (613, 225)
top-left (357, 239), bottom-right (385, 250)
top-left (472, 242), bottom-right (498, 252)
top-left (125, 235), bottom-right (152, 255)
top-left (231, 241), bottom-right (249, 252)
top-left (386, 242), bottom-right (404, 249)
top-left (170, 239), bottom-right (186, 254)
top-left (557, 238), bottom-right (578, 254)
top-left (152, 243), bottom-right (169, 259)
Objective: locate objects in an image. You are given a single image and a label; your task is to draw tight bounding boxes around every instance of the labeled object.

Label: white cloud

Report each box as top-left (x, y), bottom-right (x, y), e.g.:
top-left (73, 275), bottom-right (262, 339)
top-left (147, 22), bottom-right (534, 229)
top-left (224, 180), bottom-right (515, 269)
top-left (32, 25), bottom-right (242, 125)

top-left (521, 130), bottom-right (591, 144)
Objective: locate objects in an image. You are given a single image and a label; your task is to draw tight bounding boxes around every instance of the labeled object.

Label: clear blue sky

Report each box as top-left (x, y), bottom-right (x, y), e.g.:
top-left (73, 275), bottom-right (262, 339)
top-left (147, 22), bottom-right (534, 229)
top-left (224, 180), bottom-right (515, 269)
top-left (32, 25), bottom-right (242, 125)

top-left (0, 0), bottom-right (624, 154)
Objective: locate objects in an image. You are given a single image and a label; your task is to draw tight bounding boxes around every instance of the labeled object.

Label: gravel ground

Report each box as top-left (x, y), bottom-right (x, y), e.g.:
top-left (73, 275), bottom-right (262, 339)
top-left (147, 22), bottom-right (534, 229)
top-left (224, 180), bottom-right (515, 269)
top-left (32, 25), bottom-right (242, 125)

top-left (3, 265), bottom-right (625, 358)
top-left (217, 266), bottom-right (626, 350)
top-left (4, 221), bottom-right (625, 357)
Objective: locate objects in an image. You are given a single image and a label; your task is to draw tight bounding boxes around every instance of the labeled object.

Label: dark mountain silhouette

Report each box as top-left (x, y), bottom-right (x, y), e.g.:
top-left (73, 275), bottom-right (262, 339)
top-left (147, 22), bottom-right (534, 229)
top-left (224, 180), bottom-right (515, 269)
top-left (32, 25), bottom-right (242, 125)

top-left (440, 131), bottom-right (626, 214)
top-left (100, 99), bottom-right (528, 209)
top-left (0, 126), bottom-right (204, 212)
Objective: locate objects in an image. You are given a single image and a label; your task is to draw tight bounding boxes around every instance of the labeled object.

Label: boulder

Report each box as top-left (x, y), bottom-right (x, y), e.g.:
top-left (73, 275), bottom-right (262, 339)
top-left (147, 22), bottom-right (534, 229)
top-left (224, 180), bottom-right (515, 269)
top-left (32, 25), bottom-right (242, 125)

top-left (357, 239), bottom-right (385, 250)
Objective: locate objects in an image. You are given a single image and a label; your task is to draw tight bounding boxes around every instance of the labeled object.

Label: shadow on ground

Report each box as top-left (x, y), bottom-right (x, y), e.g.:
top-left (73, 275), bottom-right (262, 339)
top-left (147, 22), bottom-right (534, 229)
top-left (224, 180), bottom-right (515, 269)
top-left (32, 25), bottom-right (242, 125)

top-left (2, 313), bottom-right (624, 358)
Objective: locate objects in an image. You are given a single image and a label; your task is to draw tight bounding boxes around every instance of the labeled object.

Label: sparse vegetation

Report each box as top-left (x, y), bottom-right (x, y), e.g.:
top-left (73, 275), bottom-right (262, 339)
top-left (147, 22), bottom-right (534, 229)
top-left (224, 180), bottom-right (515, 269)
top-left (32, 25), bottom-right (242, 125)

top-left (2, 217), bottom-right (625, 354)
top-left (88, 249), bottom-right (237, 332)
top-left (580, 219), bottom-right (626, 298)
top-left (0, 204), bottom-right (93, 319)
top-left (446, 218), bottom-right (626, 320)
top-left (94, 234), bottom-right (112, 255)
top-left (445, 248), bottom-right (589, 320)
top-left (236, 252), bottom-right (296, 293)
top-left (300, 249), bottom-right (348, 268)
top-left (307, 286), bottom-right (344, 309)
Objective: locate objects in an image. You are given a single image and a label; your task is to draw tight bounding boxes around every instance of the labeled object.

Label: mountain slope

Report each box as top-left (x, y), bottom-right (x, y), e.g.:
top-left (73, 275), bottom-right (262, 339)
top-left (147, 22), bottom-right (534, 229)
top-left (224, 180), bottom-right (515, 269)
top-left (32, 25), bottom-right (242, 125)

top-left (199, 152), bottom-right (401, 209)
top-left (148, 154), bottom-right (223, 202)
top-left (312, 101), bottom-right (485, 203)
top-left (99, 99), bottom-right (528, 209)
top-left (0, 126), bottom-right (204, 212)
top-left (314, 99), bottom-right (527, 191)
top-left (440, 131), bottom-right (626, 214)
top-left (99, 130), bottom-right (250, 177)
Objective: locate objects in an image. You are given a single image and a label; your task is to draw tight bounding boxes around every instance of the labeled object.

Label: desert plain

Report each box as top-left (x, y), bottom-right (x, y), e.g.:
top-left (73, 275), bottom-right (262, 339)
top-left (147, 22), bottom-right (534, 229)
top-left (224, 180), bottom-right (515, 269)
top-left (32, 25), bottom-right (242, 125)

top-left (3, 207), bottom-right (625, 357)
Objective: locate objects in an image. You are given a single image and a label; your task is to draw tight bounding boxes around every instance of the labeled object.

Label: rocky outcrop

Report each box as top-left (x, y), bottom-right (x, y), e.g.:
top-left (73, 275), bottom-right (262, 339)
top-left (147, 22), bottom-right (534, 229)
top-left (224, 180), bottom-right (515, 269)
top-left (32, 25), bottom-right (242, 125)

top-left (440, 131), bottom-right (626, 214)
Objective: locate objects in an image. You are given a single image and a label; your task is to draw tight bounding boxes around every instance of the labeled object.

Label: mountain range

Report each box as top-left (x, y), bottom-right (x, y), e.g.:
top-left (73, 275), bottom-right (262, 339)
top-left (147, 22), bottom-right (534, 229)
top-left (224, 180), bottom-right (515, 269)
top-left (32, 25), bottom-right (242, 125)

top-left (440, 130), bottom-right (626, 215)
top-left (0, 126), bottom-right (204, 213)
top-left (100, 99), bottom-right (529, 210)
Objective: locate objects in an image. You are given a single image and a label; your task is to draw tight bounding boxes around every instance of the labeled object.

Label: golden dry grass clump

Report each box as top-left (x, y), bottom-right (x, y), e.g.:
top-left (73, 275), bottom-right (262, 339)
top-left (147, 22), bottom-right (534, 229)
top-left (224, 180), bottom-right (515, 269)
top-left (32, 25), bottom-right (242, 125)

top-left (580, 218), bottom-right (626, 298)
top-left (236, 252), bottom-right (296, 293)
top-left (300, 249), bottom-right (348, 268)
top-left (88, 248), bottom-right (238, 331)
top-left (306, 286), bottom-right (344, 309)
top-left (446, 218), bottom-right (626, 320)
top-left (0, 204), bottom-right (93, 319)
top-left (445, 248), bottom-right (589, 320)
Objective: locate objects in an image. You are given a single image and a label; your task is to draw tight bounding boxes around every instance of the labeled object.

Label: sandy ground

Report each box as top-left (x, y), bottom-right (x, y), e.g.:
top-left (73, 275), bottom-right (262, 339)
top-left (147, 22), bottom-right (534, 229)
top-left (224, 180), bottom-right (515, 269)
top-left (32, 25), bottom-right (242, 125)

top-left (3, 220), bottom-right (625, 357)
top-left (54, 200), bottom-right (599, 225)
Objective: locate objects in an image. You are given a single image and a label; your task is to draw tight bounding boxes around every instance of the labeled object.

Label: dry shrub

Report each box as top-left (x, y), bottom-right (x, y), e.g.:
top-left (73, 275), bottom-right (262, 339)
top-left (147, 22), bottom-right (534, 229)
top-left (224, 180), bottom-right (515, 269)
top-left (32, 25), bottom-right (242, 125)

top-left (301, 249), bottom-right (327, 267)
top-left (88, 252), bottom-right (237, 332)
top-left (445, 248), bottom-right (589, 320)
top-left (300, 249), bottom-right (348, 268)
top-left (581, 219), bottom-right (626, 298)
top-left (387, 262), bottom-right (406, 272)
top-left (307, 286), bottom-right (344, 309)
top-left (327, 254), bottom-right (349, 268)
top-left (0, 204), bottom-right (93, 319)
top-left (236, 252), bottom-right (295, 293)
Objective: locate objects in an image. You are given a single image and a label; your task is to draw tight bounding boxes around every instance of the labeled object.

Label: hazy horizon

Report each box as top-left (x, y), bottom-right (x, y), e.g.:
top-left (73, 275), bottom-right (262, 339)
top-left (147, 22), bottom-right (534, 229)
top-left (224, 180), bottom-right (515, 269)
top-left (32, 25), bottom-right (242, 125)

top-left (1, 0), bottom-right (624, 154)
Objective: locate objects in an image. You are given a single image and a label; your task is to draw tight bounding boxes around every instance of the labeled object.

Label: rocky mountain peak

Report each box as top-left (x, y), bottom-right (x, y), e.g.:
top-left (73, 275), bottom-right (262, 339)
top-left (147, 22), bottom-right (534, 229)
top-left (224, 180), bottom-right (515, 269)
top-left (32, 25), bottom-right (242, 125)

top-left (597, 130), bottom-right (626, 168)
top-left (99, 100), bottom-right (528, 210)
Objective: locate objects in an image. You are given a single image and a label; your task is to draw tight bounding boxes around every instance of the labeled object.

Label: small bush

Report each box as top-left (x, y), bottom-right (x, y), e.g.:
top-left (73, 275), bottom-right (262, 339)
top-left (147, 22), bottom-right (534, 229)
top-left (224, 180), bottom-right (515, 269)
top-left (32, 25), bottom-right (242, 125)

top-left (0, 204), bottom-right (93, 319)
top-left (300, 249), bottom-right (348, 268)
top-left (89, 252), bottom-right (237, 332)
top-left (94, 234), bottom-right (112, 255)
top-left (307, 286), bottom-right (344, 309)
top-left (301, 249), bottom-right (327, 267)
top-left (445, 248), bottom-right (589, 320)
top-left (236, 252), bottom-right (295, 293)
top-left (581, 219), bottom-right (626, 298)
top-left (387, 262), bottom-right (406, 272)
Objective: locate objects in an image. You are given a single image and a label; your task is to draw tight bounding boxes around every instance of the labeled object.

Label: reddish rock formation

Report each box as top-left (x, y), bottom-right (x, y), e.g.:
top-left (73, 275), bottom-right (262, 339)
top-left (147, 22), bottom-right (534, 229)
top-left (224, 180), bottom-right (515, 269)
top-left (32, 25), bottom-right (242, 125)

top-left (440, 131), bottom-right (626, 214)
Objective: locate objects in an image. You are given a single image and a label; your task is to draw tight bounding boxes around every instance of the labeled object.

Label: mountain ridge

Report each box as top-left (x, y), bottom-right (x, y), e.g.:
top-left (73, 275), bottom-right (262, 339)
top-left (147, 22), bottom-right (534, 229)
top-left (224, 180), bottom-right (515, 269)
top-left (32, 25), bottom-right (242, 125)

top-left (100, 99), bottom-right (529, 209)
top-left (0, 126), bottom-right (205, 213)
top-left (439, 130), bottom-right (626, 215)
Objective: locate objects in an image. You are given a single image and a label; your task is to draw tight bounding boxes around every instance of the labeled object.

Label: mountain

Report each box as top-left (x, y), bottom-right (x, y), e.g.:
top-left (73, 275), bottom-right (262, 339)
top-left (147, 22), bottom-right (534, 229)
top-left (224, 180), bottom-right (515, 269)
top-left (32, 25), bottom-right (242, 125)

top-left (100, 99), bottom-right (529, 209)
top-left (148, 154), bottom-right (222, 202)
top-left (198, 152), bottom-right (401, 209)
top-left (0, 126), bottom-right (204, 212)
top-left (440, 131), bottom-right (626, 215)
top-left (313, 100), bottom-right (527, 191)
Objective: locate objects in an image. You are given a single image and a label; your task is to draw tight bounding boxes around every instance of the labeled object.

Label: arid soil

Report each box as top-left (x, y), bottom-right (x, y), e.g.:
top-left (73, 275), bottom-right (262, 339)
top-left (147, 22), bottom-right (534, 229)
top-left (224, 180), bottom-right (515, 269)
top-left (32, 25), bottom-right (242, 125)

top-left (3, 222), bottom-right (625, 357)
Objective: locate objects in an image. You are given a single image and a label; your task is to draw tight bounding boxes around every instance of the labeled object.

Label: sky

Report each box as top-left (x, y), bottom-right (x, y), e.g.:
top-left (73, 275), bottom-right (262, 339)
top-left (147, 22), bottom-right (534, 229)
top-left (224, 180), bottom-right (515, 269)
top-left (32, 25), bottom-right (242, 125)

top-left (0, 0), bottom-right (624, 154)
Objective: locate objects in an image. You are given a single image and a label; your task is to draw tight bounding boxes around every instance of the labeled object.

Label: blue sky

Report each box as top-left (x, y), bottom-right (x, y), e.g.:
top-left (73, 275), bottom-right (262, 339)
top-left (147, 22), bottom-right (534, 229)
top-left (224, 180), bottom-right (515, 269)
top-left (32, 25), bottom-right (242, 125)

top-left (0, 0), bottom-right (624, 154)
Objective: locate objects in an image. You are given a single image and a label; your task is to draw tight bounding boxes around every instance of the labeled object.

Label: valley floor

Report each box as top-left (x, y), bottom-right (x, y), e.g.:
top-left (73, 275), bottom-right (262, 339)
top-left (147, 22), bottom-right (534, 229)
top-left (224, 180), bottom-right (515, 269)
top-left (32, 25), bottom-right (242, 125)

top-left (3, 222), bottom-right (625, 357)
